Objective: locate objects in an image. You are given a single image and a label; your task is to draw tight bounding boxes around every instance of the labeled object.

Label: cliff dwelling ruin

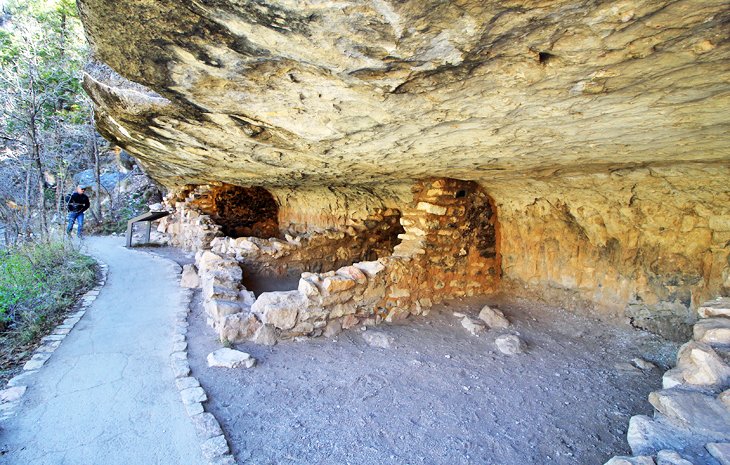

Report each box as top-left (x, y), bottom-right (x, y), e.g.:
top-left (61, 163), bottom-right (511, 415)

top-left (75, 0), bottom-right (729, 463)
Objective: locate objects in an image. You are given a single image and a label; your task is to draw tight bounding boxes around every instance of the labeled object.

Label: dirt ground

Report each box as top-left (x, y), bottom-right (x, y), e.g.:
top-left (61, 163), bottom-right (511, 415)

top-left (190, 296), bottom-right (676, 464)
top-left (142, 246), bottom-right (678, 465)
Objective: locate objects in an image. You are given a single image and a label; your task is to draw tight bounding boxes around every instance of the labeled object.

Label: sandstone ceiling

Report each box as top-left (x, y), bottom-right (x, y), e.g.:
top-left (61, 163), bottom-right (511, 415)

top-left (78, 0), bottom-right (730, 188)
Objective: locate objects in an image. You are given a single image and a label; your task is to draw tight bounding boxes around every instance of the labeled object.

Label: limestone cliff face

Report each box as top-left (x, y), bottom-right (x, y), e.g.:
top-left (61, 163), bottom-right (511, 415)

top-left (494, 165), bottom-right (730, 339)
top-left (78, 1), bottom-right (729, 339)
top-left (79, 0), bottom-right (728, 187)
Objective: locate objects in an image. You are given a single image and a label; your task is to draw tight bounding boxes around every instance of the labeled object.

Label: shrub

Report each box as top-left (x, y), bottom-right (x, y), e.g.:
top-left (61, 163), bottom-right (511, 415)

top-left (0, 241), bottom-right (96, 377)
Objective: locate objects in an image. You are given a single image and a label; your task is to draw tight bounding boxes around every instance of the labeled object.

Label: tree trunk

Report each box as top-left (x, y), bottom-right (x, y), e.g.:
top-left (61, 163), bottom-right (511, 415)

top-left (29, 116), bottom-right (48, 239)
top-left (22, 166), bottom-right (31, 240)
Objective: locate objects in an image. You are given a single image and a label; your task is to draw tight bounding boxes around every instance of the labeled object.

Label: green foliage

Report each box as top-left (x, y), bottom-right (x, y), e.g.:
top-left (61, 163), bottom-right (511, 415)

top-left (0, 241), bottom-right (96, 343)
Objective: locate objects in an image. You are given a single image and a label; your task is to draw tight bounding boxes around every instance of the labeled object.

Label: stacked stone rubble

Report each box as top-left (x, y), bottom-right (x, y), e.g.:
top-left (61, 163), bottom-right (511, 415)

top-left (164, 177), bottom-right (502, 344)
top-left (159, 186), bottom-right (224, 250)
top-left (248, 178), bottom-right (501, 341)
top-left (209, 208), bottom-right (403, 276)
top-left (605, 297), bottom-right (730, 465)
top-left (196, 251), bottom-right (260, 343)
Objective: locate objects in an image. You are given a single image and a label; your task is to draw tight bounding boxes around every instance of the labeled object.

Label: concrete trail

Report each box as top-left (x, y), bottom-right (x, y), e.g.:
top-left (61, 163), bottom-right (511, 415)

top-left (0, 236), bottom-right (204, 465)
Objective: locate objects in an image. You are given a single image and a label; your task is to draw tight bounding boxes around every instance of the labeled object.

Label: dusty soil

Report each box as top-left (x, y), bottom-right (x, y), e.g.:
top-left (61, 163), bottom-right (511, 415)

top-left (185, 289), bottom-right (677, 465)
top-left (141, 245), bottom-right (679, 465)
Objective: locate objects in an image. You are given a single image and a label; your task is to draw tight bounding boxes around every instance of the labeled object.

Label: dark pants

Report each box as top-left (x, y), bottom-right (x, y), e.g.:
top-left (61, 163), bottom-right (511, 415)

top-left (66, 211), bottom-right (85, 237)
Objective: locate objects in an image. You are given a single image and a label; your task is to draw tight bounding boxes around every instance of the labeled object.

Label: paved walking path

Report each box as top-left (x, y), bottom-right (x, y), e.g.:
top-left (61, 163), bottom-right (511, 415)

top-left (0, 236), bottom-right (204, 465)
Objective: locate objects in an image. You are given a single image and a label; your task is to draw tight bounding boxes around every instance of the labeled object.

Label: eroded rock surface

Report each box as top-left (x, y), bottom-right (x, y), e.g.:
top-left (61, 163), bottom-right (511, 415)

top-left (79, 0), bottom-right (728, 187)
top-left (77, 1), bottom-right (730, 339)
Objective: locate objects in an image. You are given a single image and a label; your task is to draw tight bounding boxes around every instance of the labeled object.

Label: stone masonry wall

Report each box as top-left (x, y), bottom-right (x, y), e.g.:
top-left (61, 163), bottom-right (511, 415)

top-left (248, 178), bottom-right (501, 341)
top-left (158, 186), bottom-right (223, 251)
top-left (603, 297), bottom-right (730, 464)
top-left (209, 209), bottom-right (403, 277)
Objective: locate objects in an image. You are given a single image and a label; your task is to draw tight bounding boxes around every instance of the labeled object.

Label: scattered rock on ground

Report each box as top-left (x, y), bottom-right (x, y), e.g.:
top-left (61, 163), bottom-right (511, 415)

top-left (495, 334), bottom-right (526, 355)
top-left (478, 305), bottom-right (510, 329)
top-left (207, 348), bottom-right (256, 369)
top-left (180, 264), bottom-right (200, 288)
top-left (632, 357), bottom-right (657, 371)
top-left (362, 330), bottom-right (394, 349)
top-left (461, 317), bottom-right (486, 336)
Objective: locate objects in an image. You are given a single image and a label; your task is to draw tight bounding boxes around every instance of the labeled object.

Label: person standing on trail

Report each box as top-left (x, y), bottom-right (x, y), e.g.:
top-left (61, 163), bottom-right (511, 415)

top-left (66, 185), bottom-right (90, 238)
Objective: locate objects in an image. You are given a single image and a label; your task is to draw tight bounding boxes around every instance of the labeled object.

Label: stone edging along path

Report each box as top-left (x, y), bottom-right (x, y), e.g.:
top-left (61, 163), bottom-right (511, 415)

top-left (0, 260), bottom-right (109, 420)
top-left (150, 252), bottom-right (236, 465)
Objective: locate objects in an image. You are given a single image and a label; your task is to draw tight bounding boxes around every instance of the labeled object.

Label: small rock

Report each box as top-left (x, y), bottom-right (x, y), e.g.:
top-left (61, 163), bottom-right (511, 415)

top-left (452, 312), bottom-right (466, 318)
top-left (656, 449), bottom-right (695, 465)
top-left (648, 389), bottom-right (730, 436)
top-left (180, 387), bottom-right (207, 404)
top-left (478, 305), bottom-right (510, 329)
top-left (0, 386), bottom-right (27, 403)
top-left (172, 342), bottom-right (188, 353)
top-left (341, 314), bottom-right (360, 330)
top-left (632, 357), bottom-right (657, 371)
top-left (180, 264), bottom-right (200, 288)
top-left (298, 278), bottom-right (320, 298)
top-left (495, 335), bottom-right (526, 355)
top-left (353, 261), bottom-right (385, 278)
top-left (175, 376), bottom-right (200, 391)
top-left (324, 320), bottom-right (342, 338)
top-left (203, 300), bottom-right (242, 320)
top-left (694, 318), bottom-right (730, 346)
top-left (720, 389), bottom-right (730, 410)
top-left (322, 275), bottom-right (356, 294)
top-left (185, 402), bottom-right (204, 417)
top-left (219, 312), bottom-right (261, 343)
top-left (676, 341), bottom-right (730, 387)
top-left (201, 435), bottom-right (229, 460)
top-left (604, 456), bottom-right (656, 465)
top-left (7, 371), bottom-right (36, 387)
top-left (251, 291), bottom-right (304, 330)
top-left (337, 265), bottom-right (367, 285)
top-left (171, 359), bottom-right (191, 378)
top-left (207, 348), bottom-right (256, 369)
top-left (697, 298), bottom-right (730, 319)
top-left (23, 353), bottom-right (51, 371)
top-left (706, 443), bottom-right (730, 465)
top-left (362, 331), bottom-right (394, 349)
top-left (191, 412), bottom-right (224, 440)
top-left (461, 317), bottom-right (486, 336)
top-left (251, 324), bottom-right (277, 346)
top-left (662, 368), bottom-right (685, 389)
top-left (627, 415), bottom-right (683, 456)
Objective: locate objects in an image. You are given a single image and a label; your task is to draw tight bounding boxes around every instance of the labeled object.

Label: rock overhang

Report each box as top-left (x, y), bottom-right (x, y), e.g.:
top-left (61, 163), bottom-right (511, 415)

top-left (79, 0), bottom-right (730, 338)
top-left (78, 0), bottom-right (730, 189)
